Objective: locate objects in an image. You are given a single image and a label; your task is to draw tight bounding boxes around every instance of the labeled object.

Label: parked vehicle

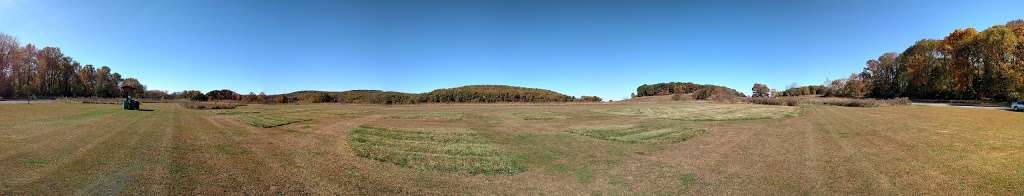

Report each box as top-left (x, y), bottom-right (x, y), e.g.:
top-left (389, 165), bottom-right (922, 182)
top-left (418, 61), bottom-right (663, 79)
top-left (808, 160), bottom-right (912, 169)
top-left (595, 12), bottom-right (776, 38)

top-left (1013, 101), bottom-right (1024, 111)
top-left (123, 97), bottom-right (140, 110)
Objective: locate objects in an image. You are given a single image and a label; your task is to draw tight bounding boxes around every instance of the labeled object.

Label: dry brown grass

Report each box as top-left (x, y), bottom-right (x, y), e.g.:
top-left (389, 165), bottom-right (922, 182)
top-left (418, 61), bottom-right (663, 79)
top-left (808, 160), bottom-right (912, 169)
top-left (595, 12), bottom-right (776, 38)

top-left (597, 102), bottom-right (798, 120)
top-left (1, 102), bottom-right (1021, 195)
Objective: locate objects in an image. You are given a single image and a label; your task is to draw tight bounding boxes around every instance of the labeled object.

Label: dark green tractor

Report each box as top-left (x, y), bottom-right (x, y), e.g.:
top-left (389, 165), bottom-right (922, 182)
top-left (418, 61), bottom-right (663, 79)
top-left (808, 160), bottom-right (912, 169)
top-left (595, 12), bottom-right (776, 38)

top-left (123, 96), bottom-right (140, 110)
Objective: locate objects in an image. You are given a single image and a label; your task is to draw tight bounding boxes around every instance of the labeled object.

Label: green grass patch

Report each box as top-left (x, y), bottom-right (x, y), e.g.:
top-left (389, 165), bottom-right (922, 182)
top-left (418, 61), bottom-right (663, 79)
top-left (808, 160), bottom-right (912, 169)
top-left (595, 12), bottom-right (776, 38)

top-left (570, 125), bottom-right (705, 144)
top-left (678, 174), bottom-right (698, 190)
top-left (512, 112), bottom-right (569, 120)
top-left (21, 159), bottom-right (48, 166)
top-left (349, 125), bottom-right (526, 175)
top-left (389, 112), bottom-right (464, 120)
top-left (599, 104), bottom-right (797, 121)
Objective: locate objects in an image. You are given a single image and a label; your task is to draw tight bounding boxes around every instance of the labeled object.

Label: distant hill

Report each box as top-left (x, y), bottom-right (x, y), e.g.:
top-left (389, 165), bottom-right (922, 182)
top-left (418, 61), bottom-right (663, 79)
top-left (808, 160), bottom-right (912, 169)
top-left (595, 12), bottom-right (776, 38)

top-left (422, 85), bottom-right (575, 103)
top-left (634, 82), bottom-right (746, 100)
top-left (275, 85), bottom-right (584, 104)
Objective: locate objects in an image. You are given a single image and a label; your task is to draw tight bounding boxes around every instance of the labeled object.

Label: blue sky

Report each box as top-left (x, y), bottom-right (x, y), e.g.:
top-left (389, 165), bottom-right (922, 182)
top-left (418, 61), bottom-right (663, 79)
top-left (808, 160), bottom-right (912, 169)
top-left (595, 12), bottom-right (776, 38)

top-left (1, 0), bottom-right (1022, 100)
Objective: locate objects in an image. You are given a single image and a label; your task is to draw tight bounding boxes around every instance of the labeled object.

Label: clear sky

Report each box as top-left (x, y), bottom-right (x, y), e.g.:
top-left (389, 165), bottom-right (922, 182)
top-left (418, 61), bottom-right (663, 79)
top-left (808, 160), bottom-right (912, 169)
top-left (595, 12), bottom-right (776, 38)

top-left (1, 0), bottom-right (1022, 100)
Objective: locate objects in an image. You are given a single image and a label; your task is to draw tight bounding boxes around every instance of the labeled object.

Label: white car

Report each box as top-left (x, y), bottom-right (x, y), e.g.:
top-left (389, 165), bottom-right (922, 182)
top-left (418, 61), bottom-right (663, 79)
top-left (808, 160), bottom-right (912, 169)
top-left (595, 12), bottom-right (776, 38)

top-left (1013, 101), bottom-right (1024, 111)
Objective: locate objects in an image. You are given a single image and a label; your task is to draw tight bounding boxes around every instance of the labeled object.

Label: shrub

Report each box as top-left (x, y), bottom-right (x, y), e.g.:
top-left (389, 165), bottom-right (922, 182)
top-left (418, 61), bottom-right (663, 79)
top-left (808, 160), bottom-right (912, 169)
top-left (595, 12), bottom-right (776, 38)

top-left (746, 97), bottom-right (800, 106)
top-left (821, 97), bottom-right (912, 107)
top-left (180, 102), bottom-right (239, 110)
top-left (671, 93), bottom-right (685, 101)
top-left (747, 97), bottom-right (910, 107)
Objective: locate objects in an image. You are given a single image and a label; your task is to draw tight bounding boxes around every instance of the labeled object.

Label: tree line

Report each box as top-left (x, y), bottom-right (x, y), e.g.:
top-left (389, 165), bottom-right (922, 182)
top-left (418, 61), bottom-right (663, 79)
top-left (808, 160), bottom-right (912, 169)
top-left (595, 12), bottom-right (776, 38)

top-left (823, 20), bottom-right (1024, 100)
top-left (0, 33), bottom-right (144, 99)
top-left (168, 85), bottom-right (598, 105)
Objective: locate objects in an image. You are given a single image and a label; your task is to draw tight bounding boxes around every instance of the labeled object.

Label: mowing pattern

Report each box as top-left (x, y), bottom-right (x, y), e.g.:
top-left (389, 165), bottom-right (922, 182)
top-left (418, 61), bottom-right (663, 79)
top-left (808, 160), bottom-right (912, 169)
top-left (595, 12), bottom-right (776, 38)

top-left (235, 113), bottom-right (310, 128)
top-left (215, 108), bottom-right (318, 128)
top-left (512, 112), bottom-right (569, 120)
top-left (570, 125), bottom-right (705, 143)
top-left (389, 112), bottom-right (464, 120)
top-left (600, 104), bottom-right (797, 121)
top-left (349, 126), bottom-right (526, 175)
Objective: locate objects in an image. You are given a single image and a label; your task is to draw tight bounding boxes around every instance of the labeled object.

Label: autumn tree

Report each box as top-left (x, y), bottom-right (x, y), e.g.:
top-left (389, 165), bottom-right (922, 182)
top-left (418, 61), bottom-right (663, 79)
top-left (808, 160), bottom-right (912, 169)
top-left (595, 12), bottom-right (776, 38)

top-left (0, 33), bottom-right (17, 97)
top-left (751, 83), bottom-right (770, 97)
top-left (176, 90), bottom-right (207, 101)
top-left (206, 89), bottom-right (240, 101)
top-left (120, 78), bottom-right (145, 98)
top-left (0, 33), bottom-right (142, 99)
top-left (578, 96), bottom-right (603, 102)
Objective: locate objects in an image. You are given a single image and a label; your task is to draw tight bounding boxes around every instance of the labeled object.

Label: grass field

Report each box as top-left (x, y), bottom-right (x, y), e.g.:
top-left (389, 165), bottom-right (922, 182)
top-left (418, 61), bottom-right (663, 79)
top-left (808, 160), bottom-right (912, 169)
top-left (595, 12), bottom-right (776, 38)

top-left (1, 101), bottom-right (1022, 194)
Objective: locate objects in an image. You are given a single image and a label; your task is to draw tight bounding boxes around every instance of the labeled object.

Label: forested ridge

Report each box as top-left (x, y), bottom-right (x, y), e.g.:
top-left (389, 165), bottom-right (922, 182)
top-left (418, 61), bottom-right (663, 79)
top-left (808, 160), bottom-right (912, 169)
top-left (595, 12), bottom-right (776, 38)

top-left (421, 85), bottom-right (576, 103)
top-left (0, 33), bottom-right (145, 99)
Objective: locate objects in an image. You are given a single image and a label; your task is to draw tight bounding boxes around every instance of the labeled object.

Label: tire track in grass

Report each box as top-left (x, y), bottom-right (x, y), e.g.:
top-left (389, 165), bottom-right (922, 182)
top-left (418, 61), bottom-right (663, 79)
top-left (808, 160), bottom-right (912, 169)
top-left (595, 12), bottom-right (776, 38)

top-left (840, 106), bottom-right (989, 193)
top-left (58, 109), bottom-right (172, 194)
top-left (285, 113), bottom-right (400, 193)
top-left (645, 120), bottom-right (762, 194)
top-left (0, 107), bottom-right (122, 160)
top-left (202, 114), bottom-right (313, 194)
top-left (6, 109), bottom-right (158, 193)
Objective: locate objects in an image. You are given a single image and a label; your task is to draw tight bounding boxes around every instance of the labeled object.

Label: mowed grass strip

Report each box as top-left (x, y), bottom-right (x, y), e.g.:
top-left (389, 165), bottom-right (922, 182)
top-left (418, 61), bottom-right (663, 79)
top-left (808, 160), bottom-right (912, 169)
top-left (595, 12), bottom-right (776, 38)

top-left (512, 112), bottom-right (569, 120)
top-left (234, 113), bottom-right (310, 128)
top-left (570, 125), bottom-right (705, 144)
top-left (349, 126), bottom-right (526, 175)
top-left (389, 112), bottom-right (464, 120)
top-left (600, 103), bottom-right (797, 121)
